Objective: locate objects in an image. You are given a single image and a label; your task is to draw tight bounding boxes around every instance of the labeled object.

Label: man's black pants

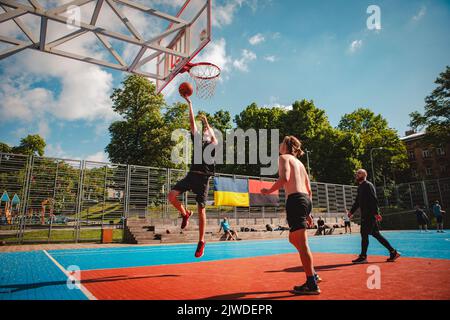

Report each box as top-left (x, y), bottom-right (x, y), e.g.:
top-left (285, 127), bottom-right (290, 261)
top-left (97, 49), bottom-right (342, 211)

top-left (360, 218), bottom-right (394, 256)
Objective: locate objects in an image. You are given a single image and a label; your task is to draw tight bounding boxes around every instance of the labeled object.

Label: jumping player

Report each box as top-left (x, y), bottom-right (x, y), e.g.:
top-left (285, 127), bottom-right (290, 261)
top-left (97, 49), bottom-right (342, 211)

top-left (262, 136), bottom-right (321, 295)
top-left (168, 95), bottom-right (217, 258)
top-left (347, 169), bottom-right (400, 263)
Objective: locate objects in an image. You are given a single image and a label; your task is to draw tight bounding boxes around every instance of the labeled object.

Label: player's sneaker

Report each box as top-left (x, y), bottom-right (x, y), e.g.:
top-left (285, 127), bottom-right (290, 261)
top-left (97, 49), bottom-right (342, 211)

top-left (195, 241), bottom-right (205, 258)
top-left (387, 250), bottom-right (401, 262)
top-left (352, 255), bottom-right (368, 264)
top-left (292, 283), bottom-right (321, 295)
top-left (181, 210), bottom-right (192, 230)
top-left (315, 274), bottom-right (322, 283)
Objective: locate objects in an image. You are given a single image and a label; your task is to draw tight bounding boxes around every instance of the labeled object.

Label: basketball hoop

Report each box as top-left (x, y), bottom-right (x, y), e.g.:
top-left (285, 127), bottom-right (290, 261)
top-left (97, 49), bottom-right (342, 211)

top-left (181, 62), bottom-right (221, 99)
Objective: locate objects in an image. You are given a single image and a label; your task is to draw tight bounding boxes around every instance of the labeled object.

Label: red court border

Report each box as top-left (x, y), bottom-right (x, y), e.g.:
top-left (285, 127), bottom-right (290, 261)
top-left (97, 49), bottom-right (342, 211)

top-left (79, 253), bottom-right (450, 300)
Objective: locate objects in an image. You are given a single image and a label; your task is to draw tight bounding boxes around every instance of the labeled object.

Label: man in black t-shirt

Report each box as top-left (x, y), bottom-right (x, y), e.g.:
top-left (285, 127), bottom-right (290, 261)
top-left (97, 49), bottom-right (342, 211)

top-left (348, 169), bottom-right (400, 264)
top-left (168, 95), bottom-right (217, 258)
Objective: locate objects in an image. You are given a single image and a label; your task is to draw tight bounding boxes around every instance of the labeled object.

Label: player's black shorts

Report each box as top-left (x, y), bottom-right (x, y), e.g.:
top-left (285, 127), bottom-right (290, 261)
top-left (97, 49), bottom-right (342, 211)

top-left (436, 216), bottom-right (443, 224)
top-left (172, 172), bottom-right (211, 208)
top-left (286, 192), bottom-right (312, 232)
top-left (344, 221), bottom-right (351, 227)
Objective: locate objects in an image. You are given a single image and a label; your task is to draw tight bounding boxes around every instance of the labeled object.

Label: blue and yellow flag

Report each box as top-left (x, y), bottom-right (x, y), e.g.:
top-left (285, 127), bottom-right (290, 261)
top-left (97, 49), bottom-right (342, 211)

top-left (214, 177), bottom-right (249, 207)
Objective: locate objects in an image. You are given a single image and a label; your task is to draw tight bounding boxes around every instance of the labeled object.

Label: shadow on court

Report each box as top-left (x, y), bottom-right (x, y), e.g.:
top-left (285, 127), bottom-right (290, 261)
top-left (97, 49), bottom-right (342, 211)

top-left (0, 274), bottom-right (180, 293)
top-left (204, 290), bottom-right (296, 300)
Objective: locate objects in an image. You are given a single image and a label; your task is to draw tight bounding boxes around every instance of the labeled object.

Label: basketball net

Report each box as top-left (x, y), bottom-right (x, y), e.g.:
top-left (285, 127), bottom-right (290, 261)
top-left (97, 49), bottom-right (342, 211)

top-left (183, 63), bottom-right (221, 99)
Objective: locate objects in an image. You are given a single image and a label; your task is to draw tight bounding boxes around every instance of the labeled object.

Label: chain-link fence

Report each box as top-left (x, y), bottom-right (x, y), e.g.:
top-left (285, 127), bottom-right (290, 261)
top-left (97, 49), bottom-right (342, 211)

top-left (376, 178), bottom-right (450, 229)
top-left (0, 152), bottom-right (358, 244)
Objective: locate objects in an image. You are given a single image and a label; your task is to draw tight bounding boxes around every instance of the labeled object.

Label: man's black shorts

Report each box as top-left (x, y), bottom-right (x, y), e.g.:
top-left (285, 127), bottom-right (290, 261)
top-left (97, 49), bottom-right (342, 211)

top-left (436, 216), bottom-right (443, 224)
top-left (286, 192), bottom-right (312, 232)
top-left (172, 172), bottom-right (211, 208)
top-left (344, 221), bottom-right (351, 227)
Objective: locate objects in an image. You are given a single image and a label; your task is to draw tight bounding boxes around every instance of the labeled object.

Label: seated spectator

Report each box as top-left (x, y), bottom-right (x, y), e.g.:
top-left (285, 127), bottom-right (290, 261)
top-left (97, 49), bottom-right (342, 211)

top-left (218, 217), bottom-right (240, 240)
top-left (317, 217), bottom-right (326, 235)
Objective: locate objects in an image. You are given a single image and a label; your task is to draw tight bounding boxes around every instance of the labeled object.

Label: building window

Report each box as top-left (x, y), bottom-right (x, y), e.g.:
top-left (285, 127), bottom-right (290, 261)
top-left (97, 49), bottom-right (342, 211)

top-left (408, 151), bottom-right (416, 160)
top-left (436, 148), bottom-right (446, 156)
top-left (426, 167), bottom-right (433, 176)
top-left (422, 149), bottom-right (432, 158)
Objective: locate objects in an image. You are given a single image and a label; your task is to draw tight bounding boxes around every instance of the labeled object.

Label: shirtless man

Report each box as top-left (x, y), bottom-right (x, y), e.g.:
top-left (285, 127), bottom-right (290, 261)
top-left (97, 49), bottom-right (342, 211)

top-left (262, 136), bottom-right (321, 295)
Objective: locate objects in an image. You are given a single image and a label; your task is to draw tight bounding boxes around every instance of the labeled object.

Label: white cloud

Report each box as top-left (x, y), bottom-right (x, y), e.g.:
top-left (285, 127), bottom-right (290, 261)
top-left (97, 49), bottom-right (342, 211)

top-left (263, 55), bottom-right (277, 62)
top-left (86, 151), bottom-right (109, 163)
top-left (233, 49), bottom-right (257, 72)
top-left (45, 143), bottom-right (75, 159)
top-left (249, 33), bottom-right (265, 45)
top-left (412, 6), bottom-right (426, 21)
top-left (349, 40), bottom-right (363, 53)
top-left (213, 0), bottom-right (244, 28)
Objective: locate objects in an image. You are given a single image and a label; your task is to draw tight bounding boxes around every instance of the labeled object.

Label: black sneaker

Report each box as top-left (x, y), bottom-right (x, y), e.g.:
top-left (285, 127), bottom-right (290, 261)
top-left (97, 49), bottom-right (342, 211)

top-left (352, 255), bottom-right (368, 264)
top-left (291, 283), bottom-right (321, 295)
top-left (387, 250), bottom-right (400, 262)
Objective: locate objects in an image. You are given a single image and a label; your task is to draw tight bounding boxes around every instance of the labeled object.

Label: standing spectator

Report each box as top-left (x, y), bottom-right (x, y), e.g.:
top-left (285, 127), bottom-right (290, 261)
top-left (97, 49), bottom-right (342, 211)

top-left (343, 214), bottom-right (352, 234)
top-left (432, 201), bottom-right (446, 233)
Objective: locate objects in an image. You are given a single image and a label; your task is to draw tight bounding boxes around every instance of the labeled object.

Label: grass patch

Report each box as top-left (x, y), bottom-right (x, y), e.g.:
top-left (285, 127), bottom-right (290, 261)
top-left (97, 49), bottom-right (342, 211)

top-left (0, 228), bottom-right (123, 244)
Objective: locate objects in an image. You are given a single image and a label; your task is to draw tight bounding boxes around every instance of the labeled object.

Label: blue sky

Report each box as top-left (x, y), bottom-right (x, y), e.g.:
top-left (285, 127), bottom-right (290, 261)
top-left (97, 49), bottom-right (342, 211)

top-left (0, 0), bottom-right (449, 162)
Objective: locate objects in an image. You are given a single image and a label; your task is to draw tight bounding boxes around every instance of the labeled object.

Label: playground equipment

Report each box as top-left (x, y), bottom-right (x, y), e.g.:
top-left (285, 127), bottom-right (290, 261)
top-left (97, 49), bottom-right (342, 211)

top-left (0, 191), bottom-right (20, 224)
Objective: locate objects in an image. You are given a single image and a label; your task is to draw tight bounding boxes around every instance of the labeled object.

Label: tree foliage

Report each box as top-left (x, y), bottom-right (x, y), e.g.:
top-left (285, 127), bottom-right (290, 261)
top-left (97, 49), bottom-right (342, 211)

top-left (409, 66), bottom-right (450, 145)
top-left (0, 135), bottom-right (46, 156)
top-left (338, 108), bottom-right (408, 184)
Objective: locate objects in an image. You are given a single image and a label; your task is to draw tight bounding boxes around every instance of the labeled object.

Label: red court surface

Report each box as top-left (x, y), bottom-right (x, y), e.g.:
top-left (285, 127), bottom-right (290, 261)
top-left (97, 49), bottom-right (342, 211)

top-left (80, 253), bottom-right (450, 300)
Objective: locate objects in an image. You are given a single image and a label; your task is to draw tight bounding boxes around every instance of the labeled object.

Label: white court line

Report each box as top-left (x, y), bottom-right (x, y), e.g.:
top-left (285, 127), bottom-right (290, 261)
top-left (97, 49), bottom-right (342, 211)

top-left (43, 250), bottom-right (97, 300)
top-left (49, 241), bottom-right (290, 256)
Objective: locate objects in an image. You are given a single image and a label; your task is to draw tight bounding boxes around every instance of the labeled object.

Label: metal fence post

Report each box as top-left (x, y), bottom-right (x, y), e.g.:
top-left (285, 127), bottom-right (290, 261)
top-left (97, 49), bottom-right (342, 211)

top-left (436, 178), bottom-right (444, 205)
top-left (19, 155), bottom-right (33, 243)
top-left (408, 183), bottom-right (414, 209)
top-left (75, 160), bottom-right (86, 243)
top-left (421, 181), bottom-right (429, 209)
top-left (125, 165), bottom-right (131, 219)
top-left (325, 184), bottom-right (330, 218)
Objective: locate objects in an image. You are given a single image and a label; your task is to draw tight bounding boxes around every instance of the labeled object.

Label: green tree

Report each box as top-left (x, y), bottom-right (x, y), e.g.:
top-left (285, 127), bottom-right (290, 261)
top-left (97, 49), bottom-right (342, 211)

top-left (232, 103), bottom-right (285, 176)
top-left (0, 142), bottom-right (12, 153)
top-left (338, 108), bottom-right (408, 185)
top-left (106, 75), bottom-right (169, 167)
top-left (198, 109), bottom-right (233, 134)
top-left (279, 100), bottom-right (360, 184)
top-left (11, 134), bottom-right (46, 156)
top-left (409, 66), bottom-right (450, 145)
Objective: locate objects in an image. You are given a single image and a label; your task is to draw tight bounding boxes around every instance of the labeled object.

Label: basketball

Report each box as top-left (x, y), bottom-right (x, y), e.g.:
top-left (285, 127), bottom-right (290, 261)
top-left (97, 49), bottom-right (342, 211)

top-left (179, 82), bottom-right (193, 97)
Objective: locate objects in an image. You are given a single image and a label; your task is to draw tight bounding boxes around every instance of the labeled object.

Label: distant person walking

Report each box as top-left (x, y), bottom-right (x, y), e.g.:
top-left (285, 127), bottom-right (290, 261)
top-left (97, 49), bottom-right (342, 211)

top-left (432, 200), bottom-right (446, 233)
top-left (347, 169), bottom-right (400, 264)
top-left (343, 214), bottom-right (352, 234)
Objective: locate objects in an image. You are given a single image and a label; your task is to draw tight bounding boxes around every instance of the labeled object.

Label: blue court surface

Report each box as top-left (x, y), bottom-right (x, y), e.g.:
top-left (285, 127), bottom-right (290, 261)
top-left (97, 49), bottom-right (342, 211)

top-left (0, 230), bottom-right (449, 300)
